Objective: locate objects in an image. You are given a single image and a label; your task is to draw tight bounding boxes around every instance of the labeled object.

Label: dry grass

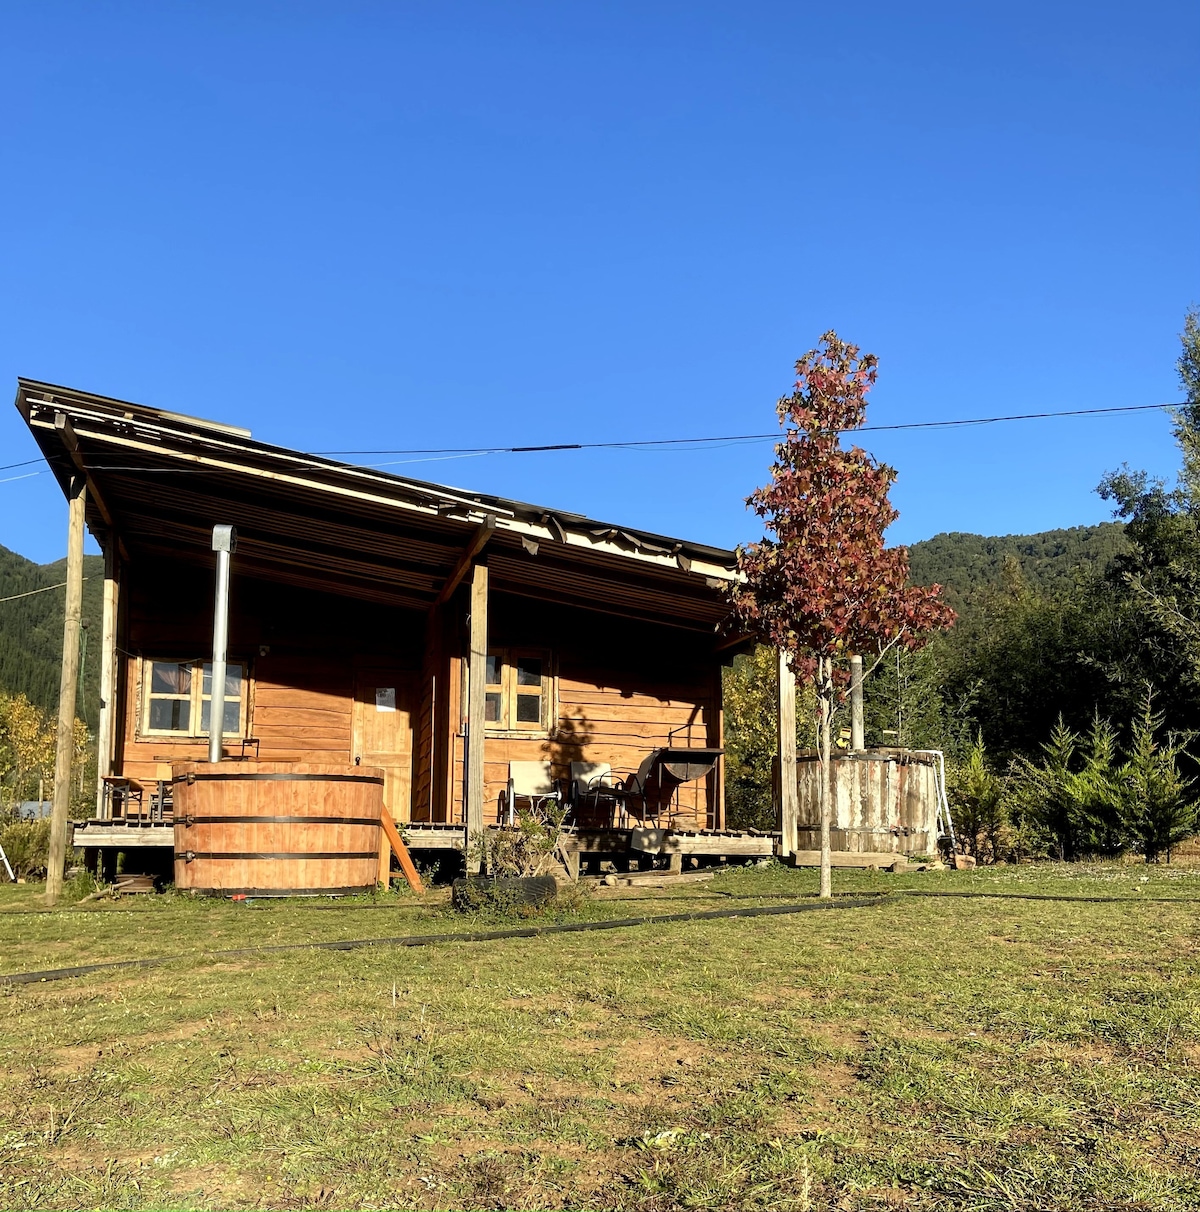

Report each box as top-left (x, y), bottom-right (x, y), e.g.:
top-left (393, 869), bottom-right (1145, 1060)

top-left (2, 862), bottom-right (1200, 1209)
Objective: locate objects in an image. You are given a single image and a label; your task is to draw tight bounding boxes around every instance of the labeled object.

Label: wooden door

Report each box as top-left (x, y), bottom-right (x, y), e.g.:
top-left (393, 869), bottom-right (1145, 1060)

top-left (352, 669), bottom-right (415, 824)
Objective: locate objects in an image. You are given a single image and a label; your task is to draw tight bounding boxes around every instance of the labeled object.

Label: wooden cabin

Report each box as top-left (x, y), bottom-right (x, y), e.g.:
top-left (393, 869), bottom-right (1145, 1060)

top-left (17, 379), bottom-right (771, 879)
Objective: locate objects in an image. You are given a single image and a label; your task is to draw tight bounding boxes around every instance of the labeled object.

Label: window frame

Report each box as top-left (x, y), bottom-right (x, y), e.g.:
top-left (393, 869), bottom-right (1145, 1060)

top-left (139, 656), bottom-right (251, 741)
top-left (480, 647), bottom-right (554, 737)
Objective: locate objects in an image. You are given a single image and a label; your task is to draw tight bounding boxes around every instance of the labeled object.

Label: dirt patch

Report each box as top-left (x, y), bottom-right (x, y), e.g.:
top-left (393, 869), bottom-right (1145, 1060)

top-left (745, 983), bottom-right (815, 1007)
top-left (768, 1060), bottom-right (862, 1138)
top-left (164, 1162), bottom-right (269, 1208)
top-left (614, 1035), bottom-right (714, 1071)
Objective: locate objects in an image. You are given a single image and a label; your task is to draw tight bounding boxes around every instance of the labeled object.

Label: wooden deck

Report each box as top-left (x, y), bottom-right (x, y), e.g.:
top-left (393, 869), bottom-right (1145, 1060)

top-left (73, 820), bottom-right (175, 849)
top-left (71, 820), bottom-right (779, 866)
top-left (404, 823), bottom-right (470, 850)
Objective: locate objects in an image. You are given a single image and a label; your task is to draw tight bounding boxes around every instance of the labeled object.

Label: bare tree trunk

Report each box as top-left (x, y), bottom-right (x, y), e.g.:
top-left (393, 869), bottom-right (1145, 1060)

top-left (776, 650), bottom-right (799, 859)
top-left (818, 656), bottom-right (833, 899)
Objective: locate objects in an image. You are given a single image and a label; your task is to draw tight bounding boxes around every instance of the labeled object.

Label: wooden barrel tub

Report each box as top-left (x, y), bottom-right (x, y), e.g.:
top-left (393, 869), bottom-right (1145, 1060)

top-left (172, 762), bottom-right (384, 896)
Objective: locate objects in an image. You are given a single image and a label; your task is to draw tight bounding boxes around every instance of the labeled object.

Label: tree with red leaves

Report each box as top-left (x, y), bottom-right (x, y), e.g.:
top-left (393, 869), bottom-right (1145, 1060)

top-left (731, 332), bottom-right (955, 896)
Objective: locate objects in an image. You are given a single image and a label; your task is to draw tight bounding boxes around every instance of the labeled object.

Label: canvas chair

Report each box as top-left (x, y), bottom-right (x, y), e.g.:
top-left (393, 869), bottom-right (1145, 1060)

top-left (498, 760), bottom-right (562, 826)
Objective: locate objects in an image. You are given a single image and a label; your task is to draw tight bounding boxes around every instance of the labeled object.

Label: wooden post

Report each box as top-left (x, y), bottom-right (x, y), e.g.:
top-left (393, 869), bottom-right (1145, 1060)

top-left (776, 650), bottom-right (798, 860)
top-left (465, 561), bottom-right (488, 872)
top-left (95, 544), bottom-right (120, 818)
top-left (46, 477), bottom-right (86, 904)
top-left (850, 653), bottom-right (864, 751)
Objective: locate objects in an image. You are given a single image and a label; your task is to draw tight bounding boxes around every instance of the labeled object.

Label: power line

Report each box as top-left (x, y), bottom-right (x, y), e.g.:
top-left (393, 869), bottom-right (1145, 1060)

top-left (312, 400), bottom-right (1184, 456)
top-left (2, 399), bottom-right (1185, 482)
top-left (0, 578), bottom-right (89, 605)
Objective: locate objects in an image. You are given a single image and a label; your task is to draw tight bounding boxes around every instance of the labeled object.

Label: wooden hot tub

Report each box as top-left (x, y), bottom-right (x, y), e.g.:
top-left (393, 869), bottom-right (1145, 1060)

top-left (172, 761), bottom-right (384, 896)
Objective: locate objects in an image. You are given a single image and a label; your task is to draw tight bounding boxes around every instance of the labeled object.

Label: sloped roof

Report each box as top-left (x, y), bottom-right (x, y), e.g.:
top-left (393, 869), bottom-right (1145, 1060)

top-left (16, 379), bottom-right (739, 633)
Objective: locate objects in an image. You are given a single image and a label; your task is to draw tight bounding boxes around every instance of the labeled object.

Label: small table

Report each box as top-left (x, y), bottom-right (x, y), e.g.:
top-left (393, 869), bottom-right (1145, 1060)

top-left (101, 776), bottom-right (145, 821)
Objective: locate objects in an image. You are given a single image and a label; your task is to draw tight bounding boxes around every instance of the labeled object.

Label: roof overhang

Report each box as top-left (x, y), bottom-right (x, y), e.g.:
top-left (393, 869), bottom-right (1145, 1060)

top-left (16, 379), bottom-right (743, 636)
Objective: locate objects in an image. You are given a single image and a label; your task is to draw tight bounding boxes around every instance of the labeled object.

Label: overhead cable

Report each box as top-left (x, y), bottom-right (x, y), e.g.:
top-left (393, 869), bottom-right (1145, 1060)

top-left (0, 577), bottom-right (89, 605)
top-left (311, 400), bottom-right (1184, 456)
top-left (2, 399), bottom-right (1185, 481)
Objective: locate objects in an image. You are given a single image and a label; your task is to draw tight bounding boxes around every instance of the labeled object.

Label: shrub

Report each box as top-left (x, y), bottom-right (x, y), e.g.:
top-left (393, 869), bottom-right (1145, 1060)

top-left (474, 800), bottom-right (570, 877)
top-left (1120, 693), bottom-right (1199, 863)
top-left (947, 733), bottom-right (1008, 863)
top-left (0, 818), bottom-right (51, 879)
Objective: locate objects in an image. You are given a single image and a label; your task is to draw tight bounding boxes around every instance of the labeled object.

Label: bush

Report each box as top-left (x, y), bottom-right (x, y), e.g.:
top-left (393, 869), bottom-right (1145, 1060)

top-left (0, 818), bottom-right (51, 879)
top-left (475, 801), bottom-right (569, 877)
top-left (1121, 693), bottom-right (1199, 863)
top-left (947, 733), bottom-right (1009, 863)
top-left (1008, 692), bottom-right (1200, 863)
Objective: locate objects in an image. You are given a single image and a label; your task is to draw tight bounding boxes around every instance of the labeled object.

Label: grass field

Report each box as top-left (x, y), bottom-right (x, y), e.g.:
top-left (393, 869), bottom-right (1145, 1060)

top-left (2, 862), bottom-right (1199, 1210)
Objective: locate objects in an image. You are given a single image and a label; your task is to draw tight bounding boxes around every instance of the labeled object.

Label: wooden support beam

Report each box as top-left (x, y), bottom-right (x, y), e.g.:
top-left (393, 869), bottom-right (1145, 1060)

top-left (710, 662), bottom-right (725, 831)
top-left (379, 806), bottom-right (425, 893)
top-left (433, 516), bottom-right (496, 607)
top-left (850, 653), bottom-right (864, 750)
top-left (46, 476), bottom-right (86, 904)
top-left (53, 413), bottom-right (128, 561)
top-left (94, 544), bottom-right (121, 818)
top-left (714, 630), bottom-right (755, 655)
top-left (776, 650), bottom-right (798, 860)
top-left (465, 561), bottom-right (488, 871)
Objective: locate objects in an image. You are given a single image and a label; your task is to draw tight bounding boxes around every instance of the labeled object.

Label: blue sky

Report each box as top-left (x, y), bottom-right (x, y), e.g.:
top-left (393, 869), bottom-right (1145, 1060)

top-left (1, 0), bottom-right (1197, 564)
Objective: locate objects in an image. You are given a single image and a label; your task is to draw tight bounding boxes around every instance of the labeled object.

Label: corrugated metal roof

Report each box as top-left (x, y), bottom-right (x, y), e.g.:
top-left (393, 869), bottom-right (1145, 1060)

top-left (15, 378), bottom-right (741, 634)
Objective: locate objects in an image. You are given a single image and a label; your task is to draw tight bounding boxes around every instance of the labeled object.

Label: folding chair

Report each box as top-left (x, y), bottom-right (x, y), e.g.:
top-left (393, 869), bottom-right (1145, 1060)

top-left (498, 760), bottom-right (562, 826)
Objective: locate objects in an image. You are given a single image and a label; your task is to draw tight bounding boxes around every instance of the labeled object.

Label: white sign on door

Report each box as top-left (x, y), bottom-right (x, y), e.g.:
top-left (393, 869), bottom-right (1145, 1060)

top-left (375, 687), bottom-right (396, 713)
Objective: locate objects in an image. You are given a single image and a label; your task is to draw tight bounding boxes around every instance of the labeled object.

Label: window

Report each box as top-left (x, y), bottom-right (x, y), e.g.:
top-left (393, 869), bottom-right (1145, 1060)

top-left (482, 648), bottom-right (551, 732)
top-left (142, 659), bottom-right (247, 738)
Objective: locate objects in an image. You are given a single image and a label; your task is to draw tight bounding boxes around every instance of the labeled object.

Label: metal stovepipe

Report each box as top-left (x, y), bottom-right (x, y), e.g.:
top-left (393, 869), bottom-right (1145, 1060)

top-left (208, 525), bottom-right (237, 764)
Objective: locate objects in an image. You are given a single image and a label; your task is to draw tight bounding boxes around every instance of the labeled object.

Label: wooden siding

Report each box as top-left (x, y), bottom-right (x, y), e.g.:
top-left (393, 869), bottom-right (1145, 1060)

top-left (447, 592), bottom-right (724, 830)
top-left (112, 564), bottom-right (726, 835)
top-left (115, 560), bottom-right (424, 799)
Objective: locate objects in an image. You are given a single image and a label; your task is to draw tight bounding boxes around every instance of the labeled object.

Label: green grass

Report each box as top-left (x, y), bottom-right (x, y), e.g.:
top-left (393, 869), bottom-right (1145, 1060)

top-left (3, 862), bottom-right (1200, 1209)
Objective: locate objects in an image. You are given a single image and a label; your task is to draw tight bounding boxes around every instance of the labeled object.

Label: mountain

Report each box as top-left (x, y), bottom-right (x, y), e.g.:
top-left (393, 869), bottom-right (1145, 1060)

top-left (0, 522), bottom-right (1128, 726)
top-left (906, 522), bottom-right (1129, 613)
top-left (0, 543), bottom-right (105, 725)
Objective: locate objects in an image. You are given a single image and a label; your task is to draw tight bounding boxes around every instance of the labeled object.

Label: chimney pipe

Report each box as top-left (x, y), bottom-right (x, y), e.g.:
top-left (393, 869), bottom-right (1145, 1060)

top-left (208, 525), bottom-right (237, 764)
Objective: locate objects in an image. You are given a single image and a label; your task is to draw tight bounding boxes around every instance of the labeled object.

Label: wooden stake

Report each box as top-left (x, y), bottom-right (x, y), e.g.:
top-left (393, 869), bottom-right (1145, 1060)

top-left (776, 650), bottom-right (798, 860)
top-left (46, 477), bottom-right (86, 905)
top-left (465, 561), bottom-right (488, 872)
top-left (379, 805), bottom-right (425, 894)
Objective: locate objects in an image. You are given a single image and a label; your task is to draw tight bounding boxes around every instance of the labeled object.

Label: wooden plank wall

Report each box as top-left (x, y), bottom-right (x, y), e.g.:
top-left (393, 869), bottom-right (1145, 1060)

top-left (116, 560), bottom-right (425, 803)
top-left (410, 608), bottom-right (442, 822)
top-left (115, 561), bottom-right (723, 831)
top-left (254, 657), bottom-right (353, 764)
top-left (447, 593), bottom-right (723, 830)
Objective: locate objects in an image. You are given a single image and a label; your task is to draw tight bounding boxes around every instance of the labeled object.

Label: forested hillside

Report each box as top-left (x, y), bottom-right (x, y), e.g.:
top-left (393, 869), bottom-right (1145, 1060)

top-left (907, 522), bottom-right (1128, 611)
top-left (0, 523), bottom-right (1125, 729)
top-left (0, 544), bottom-right (104, 723)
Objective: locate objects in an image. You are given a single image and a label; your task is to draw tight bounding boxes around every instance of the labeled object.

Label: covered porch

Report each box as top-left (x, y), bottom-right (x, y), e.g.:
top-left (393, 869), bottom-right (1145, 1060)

top-left (17, 378), bottom-right (771, 886)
